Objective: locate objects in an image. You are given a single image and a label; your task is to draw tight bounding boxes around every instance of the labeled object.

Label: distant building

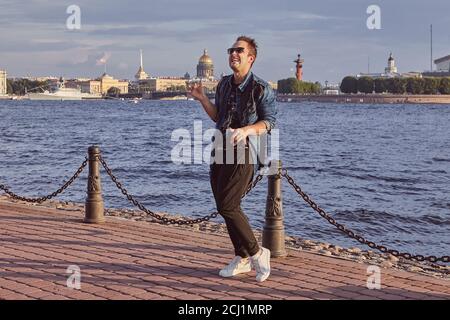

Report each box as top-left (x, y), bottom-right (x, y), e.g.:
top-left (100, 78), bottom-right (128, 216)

top-left (422, 55), bottom-right (450, 78)
top-left (145, 77), bottom-right (188, 92)
top-left (399, 72), bottom-right (422, 78)
top-left (197, 49), bottom-right (214, 79)
top-left (78, 73), bottom-right (128, 95)
top-left (136, 75), bottom-right (218, 94)
top-left (200, 79), bottom-right (219, 94)
top-left (323, 89), bottom-right (339, 95)
top-left (135, 49), bottom-right (149, 81)
top-left (323, 83), bottom-right (341, 95)
top-left (422, 71), bottom-right (450, 78)
top-left (385, 52), bottom-right (398, 74)
top-left (194, 49), bottom-right (219, 92)
top-left (434, 55), bottom-right (450, 72)
top-left (35, 76), bottom-right (59, 82)
top-left (0, 70), bottom-right (6, 95)
top-left (73, 78), bottom-right (92, 82)
top-left (77, 80), bottom-right (101, 95)
top-left (133, 48), bottom-right (219, 94)
top-left (357, 52), bottom-right (424, 79)
top-left (357, 53), bottom-right (401, 78)
top-left (20, 76), bottom-right (59, 82)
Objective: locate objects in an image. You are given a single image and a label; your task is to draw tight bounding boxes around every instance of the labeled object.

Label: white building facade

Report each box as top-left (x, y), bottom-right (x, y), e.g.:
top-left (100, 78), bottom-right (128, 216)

top-left (434, 55), bottom-right (450, 72)
top-left (356, 53), bottom-right (424, 79)
top-left (0, 70), bottom-right (7, 95)
top-left (384, 53), bottom-right (398, 74)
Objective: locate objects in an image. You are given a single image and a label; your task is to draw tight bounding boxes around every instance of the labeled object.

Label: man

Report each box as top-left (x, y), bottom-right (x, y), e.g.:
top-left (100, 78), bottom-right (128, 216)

top-left (188, 36), bottom-right (276, 282)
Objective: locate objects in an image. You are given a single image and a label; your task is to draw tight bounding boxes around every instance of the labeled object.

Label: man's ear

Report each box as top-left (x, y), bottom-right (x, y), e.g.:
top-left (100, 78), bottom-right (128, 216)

top-left (249, 55), bottom-right (255, 64)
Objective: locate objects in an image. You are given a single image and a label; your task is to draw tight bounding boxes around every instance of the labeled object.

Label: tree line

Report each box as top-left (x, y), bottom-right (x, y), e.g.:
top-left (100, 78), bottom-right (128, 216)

top-left (277, 78), bottom-right (321, 94)
top-left (7, 79), bottom-right (51, 95)
top-left (340, 76), bottom-right (450, 95)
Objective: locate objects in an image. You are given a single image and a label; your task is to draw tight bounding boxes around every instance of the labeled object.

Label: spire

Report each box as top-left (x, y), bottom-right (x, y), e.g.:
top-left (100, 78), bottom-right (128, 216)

top-left (135, 49), bottom-right (149, 80)
top-left (385, 52), bottom-right (397, 74)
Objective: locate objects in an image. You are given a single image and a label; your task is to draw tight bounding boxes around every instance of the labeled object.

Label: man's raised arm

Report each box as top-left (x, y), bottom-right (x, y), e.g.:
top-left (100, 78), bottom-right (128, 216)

top-left (187, 82), bottom-right (218, 122)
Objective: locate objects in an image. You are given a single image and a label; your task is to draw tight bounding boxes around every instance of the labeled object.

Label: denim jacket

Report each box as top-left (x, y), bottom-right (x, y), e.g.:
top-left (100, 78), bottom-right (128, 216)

top-left (212, 71), bottom-right (277, 174)
top-left (214, 71), bottom-right (277, 133)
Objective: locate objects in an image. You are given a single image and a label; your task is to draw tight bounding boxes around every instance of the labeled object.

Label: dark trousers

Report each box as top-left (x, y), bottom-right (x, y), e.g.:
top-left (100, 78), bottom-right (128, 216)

top-left (209, 147), bottom-right (260, 258)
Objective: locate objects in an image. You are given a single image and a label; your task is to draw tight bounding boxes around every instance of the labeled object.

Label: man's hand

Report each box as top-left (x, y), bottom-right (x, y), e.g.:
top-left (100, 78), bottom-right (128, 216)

top-left (187, 81), bottom-right (207, 102)
top-left (188, 80), bottom-right (218, 122)
top-left (229, 128), bottom-right (249, 145)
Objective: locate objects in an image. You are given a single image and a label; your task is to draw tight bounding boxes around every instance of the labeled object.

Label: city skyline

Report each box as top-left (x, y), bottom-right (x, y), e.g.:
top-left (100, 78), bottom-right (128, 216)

top-left (0, 0), bottom-right (449, 83)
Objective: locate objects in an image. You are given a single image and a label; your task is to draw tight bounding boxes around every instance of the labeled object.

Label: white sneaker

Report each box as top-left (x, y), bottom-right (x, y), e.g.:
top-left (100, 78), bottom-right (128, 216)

top-left (251, 247), bottom-right (271, 282)
top-left (219, 256), bottom-right (252, 277)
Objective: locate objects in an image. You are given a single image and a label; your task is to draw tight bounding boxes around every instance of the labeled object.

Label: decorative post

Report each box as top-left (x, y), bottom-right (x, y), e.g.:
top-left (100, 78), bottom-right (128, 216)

top-left (262, 160), bottom-right (287, 258)
top-left (84, 145), bottom-right (105, 223)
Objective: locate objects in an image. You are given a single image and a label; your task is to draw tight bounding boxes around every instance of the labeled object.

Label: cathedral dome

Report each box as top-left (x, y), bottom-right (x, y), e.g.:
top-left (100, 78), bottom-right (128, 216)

top-left (198, 49), bottom-right (213, 65)
top-left (197, 49), bottom-right (214, 79)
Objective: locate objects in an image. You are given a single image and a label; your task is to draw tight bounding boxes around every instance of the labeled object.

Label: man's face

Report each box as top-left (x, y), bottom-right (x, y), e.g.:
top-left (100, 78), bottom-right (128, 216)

top-left (228, 40), bottom-right (255, 73)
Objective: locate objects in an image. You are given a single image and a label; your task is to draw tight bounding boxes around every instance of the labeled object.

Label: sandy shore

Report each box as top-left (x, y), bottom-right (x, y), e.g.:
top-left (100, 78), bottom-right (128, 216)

top-left (1, 195), bottom-right (448, 279)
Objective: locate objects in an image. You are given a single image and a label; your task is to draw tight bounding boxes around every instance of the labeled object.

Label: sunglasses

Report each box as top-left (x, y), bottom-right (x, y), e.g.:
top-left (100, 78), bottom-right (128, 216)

top-left (227, 47), bottom-right (245, 54)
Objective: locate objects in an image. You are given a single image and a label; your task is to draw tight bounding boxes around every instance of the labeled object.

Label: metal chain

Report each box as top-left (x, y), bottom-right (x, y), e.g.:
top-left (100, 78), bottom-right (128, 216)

top-left (244, 173), bottom-right (264, 197)
top-left (98, 156), bottom-right (263, 225)
top-left (281, 169), bottom-right (450, 264)
top-left (4, 152), bottom-right (447, 265)
top-left (0, 158), bottom-right (88, 204)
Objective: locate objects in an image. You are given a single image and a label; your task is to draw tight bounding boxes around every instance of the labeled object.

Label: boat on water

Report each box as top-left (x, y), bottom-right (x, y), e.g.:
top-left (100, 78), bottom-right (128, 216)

top-left (27, 78), bottom-right (101, 101)
top-left (129, 97), bottom-right (141, 104)
top-left (159, 95), bottom-right (188, 101)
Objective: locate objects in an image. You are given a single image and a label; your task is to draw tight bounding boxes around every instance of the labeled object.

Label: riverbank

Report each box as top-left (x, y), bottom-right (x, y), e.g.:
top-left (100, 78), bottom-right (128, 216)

top-left (277, 93), bottom-right (450, 104)
top-left (2, 195), bottom-right (447, 279)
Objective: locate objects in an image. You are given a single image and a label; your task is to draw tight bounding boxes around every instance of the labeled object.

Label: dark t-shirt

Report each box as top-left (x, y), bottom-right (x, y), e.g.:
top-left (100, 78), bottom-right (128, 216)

top-left (211, 82), bottom-right (245, 162)
top-left (222, 82), bottom-right (240, 132)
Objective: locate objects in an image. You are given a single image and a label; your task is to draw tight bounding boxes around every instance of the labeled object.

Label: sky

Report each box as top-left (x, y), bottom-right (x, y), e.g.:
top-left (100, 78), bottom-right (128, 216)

top-left (0, 0), bottom-right (449, 84)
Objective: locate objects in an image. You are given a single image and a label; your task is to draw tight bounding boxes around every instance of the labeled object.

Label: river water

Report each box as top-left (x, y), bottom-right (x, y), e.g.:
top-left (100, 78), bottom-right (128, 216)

top-left (0, 99), bottom-right (449, 257)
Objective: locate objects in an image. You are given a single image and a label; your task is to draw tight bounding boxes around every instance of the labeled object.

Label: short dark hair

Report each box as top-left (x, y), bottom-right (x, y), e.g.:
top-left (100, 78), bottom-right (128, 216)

top-left (236, 35), bottom-right (258, 60)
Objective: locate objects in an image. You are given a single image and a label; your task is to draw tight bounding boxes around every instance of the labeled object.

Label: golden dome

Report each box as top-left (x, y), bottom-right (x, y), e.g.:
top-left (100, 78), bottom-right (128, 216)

top-left (199, 49), bottom-right (213, 65)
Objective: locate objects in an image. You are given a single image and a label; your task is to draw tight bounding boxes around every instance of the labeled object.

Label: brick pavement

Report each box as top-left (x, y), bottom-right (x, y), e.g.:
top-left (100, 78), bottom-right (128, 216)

top-left (0, 199), bottom-right (448, 300)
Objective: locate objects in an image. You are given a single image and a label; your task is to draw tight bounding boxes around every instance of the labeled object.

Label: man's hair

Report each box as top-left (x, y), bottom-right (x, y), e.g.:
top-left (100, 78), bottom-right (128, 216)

top-left (236, 35), bottom-right (258, 60)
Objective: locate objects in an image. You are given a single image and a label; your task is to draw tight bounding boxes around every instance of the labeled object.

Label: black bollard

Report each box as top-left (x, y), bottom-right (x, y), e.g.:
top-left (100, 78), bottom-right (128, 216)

top-left (84, 146), bottom-right (105, 223)
top-left (262, 160), bottom-right (287, 257)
